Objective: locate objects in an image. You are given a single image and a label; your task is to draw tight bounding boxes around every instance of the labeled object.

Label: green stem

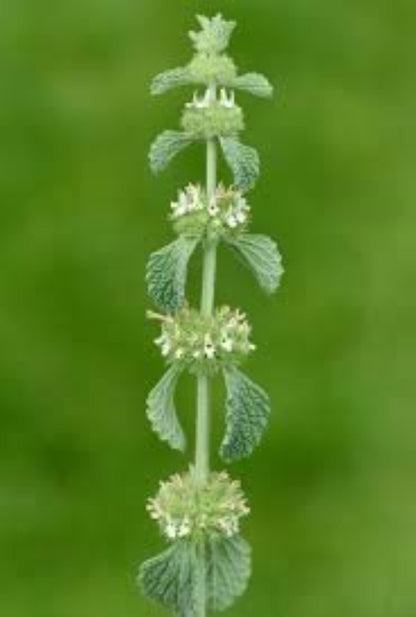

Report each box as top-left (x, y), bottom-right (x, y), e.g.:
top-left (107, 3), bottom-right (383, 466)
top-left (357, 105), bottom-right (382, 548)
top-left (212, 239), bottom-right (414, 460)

top-left (194, 84), bottom-right (217, 617)
top-left (195, 83), bottom-right (217, 484)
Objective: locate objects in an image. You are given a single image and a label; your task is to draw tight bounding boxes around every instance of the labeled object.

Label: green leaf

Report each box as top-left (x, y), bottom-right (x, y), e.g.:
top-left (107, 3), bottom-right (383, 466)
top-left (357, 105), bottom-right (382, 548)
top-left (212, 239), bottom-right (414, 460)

top-left (139, 536), bottom-right (251, 615)
top-left (220, 367), bottom-right (270, 462)
top-left (146, 236), bottom-right (198, 314)
top-left (149, 131), bottom-right (195, 174)
top-left (146, 364), bottom-right (185, 452)
top-left (189, 14), bottom-right (236, 54)
top-left (219, 137), bottom-right (260, 191)
top-left (138, 540), bottom-right (198, 615)
top-left (231, 72), bottom-right (273, 98)
top-left (151, 67), bottom-right (194, 95)
top-left (226, 234), bottom-right (284, 294)
top-left (206, 535), bottom-right (252, 612)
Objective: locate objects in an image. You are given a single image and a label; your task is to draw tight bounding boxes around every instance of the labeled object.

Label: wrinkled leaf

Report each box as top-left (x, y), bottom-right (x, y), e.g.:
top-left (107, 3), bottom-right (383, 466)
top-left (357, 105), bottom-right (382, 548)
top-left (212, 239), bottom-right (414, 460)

top-left (139, 540), bottom-right (198, 615)
top-left (206, 535), bottom-right (252, 612)
top-left (231, 72), bottom-right (273, 98)
top-left (146, 236), bottom-right (198, 314)
top-left (227, 234), bottom-right (284, 294)
top-left (220, 367), bottom-right (270, 462)
top-left (139, 535), bottom-right (251, 615)
top-left (219, 137), bottom-right (260, 191)
top-left (151, 67), bottom-right (194, 95)
top-left (149, 130), bottom-right (195, 174)
top-left (189, 14), bottom-right (236, 54)
top-left (146, 364), bottom-right (185, 452)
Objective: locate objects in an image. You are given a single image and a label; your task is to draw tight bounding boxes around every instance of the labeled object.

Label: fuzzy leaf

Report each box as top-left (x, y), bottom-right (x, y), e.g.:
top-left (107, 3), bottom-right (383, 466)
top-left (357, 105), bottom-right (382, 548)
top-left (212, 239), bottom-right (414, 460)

top-left (220, 367), bottom-right (270, 462)
top-left (189, 14), bottom-right (236, 54)
top-left (231, 72), bottom-right (274, 98)
top-left (146, 364), bottom-right (185, 452)
top-left (219, 137), bottom-right (260, 191)
top-left (149, 131), bottom-right (195, 174)
top-left (227, 234), bottom-right (284, 294)
top-left (206, 535), bottom-right (252, 611)
top-left (139, 536), bottom-right (251, 615)
top-left (146, 237), bottom-right (198, 314)
top-left (151, 67), bottom-right (194, 95)
top-left (138, 540), bottom-right (198, 615)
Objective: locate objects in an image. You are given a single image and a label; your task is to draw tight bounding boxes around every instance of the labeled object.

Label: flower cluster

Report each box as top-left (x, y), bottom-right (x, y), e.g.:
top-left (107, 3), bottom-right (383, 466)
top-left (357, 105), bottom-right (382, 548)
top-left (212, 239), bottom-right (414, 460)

top-left (152, 305), bottom-right (255, 373)
top-left (181, 88), bottom-right (243, 139)
top-left (188, 53), bottom-right (237, 86)
top-left (147, 468), bottom-right (250, 541)
top-left (170, 183), bottom-right (250, 239)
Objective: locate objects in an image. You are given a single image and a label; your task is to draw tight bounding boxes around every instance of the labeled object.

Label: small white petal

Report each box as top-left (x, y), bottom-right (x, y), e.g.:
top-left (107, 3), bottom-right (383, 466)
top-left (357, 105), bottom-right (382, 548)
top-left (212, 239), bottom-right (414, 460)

top-left (226, 215), bottom-right (238, 228)
top-left (175, 348), bottom-right (184, 359)
top-left (221, 337), bottom-right (233, 352)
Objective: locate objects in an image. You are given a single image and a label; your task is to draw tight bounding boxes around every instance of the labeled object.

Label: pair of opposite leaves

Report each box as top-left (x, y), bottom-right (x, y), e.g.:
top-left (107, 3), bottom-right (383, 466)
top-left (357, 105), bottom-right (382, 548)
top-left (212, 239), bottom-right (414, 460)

top-left (146, 230), bottom-right (283, 463)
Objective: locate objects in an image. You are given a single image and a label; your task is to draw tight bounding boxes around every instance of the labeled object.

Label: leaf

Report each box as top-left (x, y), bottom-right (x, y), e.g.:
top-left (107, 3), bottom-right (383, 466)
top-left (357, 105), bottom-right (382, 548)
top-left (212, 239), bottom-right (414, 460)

top-left (151, 67), bottom-right (194, 95)
top-left (220, 367), bottom-right (270, 462)
top-left (146, 236), bottom-right (198, 314)
top-left (206, 535), bottom-right (252, 612)
top-left (189, 14), bottom-right (236, 54)
top-left (231, 72), bottom-right (274, 98)
top-left (149, 131), bottom-right (195, 174)
top-left (146, 364), bottom-right (185, 452)
top-left (138, 540), bottom-right (198, 616)
top-left (219, 137), bottom-right (260, 191)
top-left (226, 234), bottom-right (284, 294)
top-left (139, 536), bottom-right (251, 615)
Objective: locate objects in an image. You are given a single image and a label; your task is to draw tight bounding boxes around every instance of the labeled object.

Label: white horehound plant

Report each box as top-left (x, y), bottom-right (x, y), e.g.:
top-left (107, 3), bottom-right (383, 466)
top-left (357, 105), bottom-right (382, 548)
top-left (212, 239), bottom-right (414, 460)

top-left (139, 14), bottom-right (283, 616)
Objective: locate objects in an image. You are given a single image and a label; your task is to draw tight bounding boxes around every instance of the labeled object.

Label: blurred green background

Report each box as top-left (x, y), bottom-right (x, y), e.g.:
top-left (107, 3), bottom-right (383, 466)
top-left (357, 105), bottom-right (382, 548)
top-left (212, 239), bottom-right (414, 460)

top-left (1, 0), bottom-right (416, 615)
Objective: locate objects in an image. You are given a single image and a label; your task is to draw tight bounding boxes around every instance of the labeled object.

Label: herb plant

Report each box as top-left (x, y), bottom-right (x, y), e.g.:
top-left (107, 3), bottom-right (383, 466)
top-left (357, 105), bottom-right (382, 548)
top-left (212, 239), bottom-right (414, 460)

top-left (139, 14), bottom-right (283, 616)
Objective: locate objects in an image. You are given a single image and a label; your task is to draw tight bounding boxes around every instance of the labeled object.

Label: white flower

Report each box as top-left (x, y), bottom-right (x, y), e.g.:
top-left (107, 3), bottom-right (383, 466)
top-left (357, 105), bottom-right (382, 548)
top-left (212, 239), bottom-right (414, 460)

top-left (220, 336), bottom-right (233, 352)
top-left (219, 88), bottom-right (235, 109)
top-left (235, 210), bottom-right (247, 224)
top-left (155, 334), bottom-right (172, 357)
top-left (175, 348), bottom-right (184, 360)
top-left (208, 200), bottom-right (219, 217)
top-left (226, 214), bottom-right (238, 228)
top-left (204, 334), bottom-right (216, 359)
top-left (186, 90), bottom-right (210, 109)
top-left (161, 342), bottom-right (171, 357)
top-left (178, 517), bottom-right (191, 538)
top-left (165, 521), bottom-right (177, 540)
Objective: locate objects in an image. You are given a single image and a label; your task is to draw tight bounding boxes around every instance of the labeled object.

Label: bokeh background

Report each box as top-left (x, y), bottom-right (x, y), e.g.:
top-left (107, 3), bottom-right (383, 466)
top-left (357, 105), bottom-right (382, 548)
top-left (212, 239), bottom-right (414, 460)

top-left (1, 0), bottom-right (416, 615)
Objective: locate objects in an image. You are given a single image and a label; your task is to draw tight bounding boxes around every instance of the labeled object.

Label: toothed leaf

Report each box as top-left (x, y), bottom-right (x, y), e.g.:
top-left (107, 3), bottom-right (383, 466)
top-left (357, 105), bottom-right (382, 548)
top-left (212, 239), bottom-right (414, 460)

top-left (146, 364), bottom-right (185, 452)
top-left (139, 536), bottom-right (251, 615)
top-left (151, 67), bottom-right (194, 95)
top-left (220, 367), bottom-right (270, 462)
top-left (231, 72), bottom-right (274, 98)
top-left (138, 540), bottom-right (198, 615)
top-left (227, 234), bottom-right (284, 294)
top-left (149, 131), bottom-right (195, 174)
top-left (219, 137), bottom-right (260, 191)
top-left (146, 237), bottom-right (198, 314)
top-left (206, 535), bottom-right (252, 611)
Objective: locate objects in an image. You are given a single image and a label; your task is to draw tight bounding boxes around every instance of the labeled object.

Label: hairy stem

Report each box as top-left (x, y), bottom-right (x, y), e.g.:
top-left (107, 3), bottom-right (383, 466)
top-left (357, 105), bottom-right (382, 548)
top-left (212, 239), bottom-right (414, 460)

top-left (194, 83), bottom-right (217, 617)
top-left (195, 82), bottom-right (217, 484)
